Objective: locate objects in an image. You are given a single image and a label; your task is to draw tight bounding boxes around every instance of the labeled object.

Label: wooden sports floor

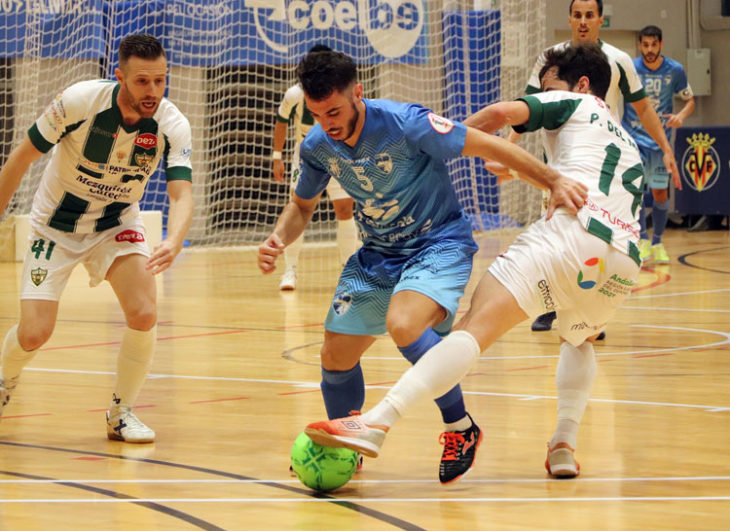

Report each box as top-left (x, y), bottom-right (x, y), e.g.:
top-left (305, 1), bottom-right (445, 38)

top-left (0, 227), bottom-right (728, 530)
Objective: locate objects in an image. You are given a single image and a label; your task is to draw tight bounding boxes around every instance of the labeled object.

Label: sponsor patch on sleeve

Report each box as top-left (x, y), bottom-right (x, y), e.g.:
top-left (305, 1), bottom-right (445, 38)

top-left (427, 112), bottom-right (454, 134)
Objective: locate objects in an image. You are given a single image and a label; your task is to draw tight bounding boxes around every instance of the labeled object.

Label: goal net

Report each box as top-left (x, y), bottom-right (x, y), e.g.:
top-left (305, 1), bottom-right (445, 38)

top-left (0, 0), bottom-right (546, 259)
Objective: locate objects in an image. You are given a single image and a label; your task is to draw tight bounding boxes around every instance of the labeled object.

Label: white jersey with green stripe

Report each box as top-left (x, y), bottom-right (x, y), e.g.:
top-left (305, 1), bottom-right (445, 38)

top-left (276, 83), bottom-right (316, 146)
top-left (526, 40), bottom-right (646, 118)
top-left (513, 91), bottom-right (643, 264)
top-left (28, 79), bottom-right (192, 234)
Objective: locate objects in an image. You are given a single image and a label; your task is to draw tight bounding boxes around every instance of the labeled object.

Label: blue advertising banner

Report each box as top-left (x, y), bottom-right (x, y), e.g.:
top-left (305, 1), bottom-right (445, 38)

top-left (2, 0), bottom-right (429, 65)
top-left (675, 126), bottom-right (730, 215)
top-left (163, 0), bottom-right (429, 67)
top-left (0, 0), bottom-right (105, 59)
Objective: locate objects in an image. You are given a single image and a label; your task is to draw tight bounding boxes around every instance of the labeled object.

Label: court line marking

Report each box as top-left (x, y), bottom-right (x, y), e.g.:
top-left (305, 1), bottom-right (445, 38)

top-left (1, 475), bottom-right (729, 485)
top-left (0, 496), bottom-right (728, 503)
top-left (628, 287), bottom-right (730, 300)
top-left (623, 305), bottom-right (730, 313)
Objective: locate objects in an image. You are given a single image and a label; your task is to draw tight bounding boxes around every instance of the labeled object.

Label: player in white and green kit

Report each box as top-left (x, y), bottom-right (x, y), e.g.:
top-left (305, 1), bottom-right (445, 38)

top-left (306, 44), bottom-right (638, 480)
top-left (0, 34), bottom-right (193, 443)
top-left (272, 49), bottom-right (358, 291)
top-left (518, 0), bottom-right (677, 334)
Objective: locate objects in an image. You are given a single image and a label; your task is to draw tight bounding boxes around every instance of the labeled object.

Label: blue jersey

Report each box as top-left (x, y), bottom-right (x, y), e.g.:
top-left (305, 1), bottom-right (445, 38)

top-left (297, 99), bottom-right (470, 254)
top-left (622, 56), bottom-right (693, 152)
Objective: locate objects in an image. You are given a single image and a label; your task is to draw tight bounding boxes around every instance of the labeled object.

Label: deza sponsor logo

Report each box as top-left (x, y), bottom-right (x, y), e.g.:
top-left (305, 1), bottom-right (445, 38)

top-left (134, 133), bottom-right (158, 149)
top-left (244, 0), bottom-right (424, 58)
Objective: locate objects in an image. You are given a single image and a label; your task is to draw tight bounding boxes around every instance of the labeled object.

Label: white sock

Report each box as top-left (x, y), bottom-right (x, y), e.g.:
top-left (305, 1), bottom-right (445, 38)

top-left (365, 331), bottom-right (481, 428)
top-left (551, 341), bottom-right (597, 448)
top-left (336, 217), bottom-right (358, 265)
top-left (550, 419), bottom-right (579, 449)
top-left (284, 235), bottom-right (303, 271)
top-left (112, 326), bottom-right (156, 410)
top-left (444, 415), bottom-right (473, 432)
top-left (1, 325), bottom-right (38, 384)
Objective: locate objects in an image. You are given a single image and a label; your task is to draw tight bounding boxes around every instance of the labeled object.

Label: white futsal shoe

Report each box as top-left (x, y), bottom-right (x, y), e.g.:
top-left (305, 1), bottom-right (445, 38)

top-left (106, 407), bottom-right (155, 443)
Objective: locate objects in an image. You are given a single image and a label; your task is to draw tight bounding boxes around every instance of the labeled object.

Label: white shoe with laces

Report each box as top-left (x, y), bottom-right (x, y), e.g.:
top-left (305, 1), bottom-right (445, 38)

top-left (279, 268), bottom-right (297, 291)
top-left (106, 407), bottom-right (155, 443)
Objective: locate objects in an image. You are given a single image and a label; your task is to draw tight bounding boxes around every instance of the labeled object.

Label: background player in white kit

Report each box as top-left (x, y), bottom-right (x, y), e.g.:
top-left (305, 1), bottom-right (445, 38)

top-left (306, 43), bottom-right (641, 479)
top-left (0, 34), bottom-right (193, 443)
top-left (518, 0), bottom-right (677, 334)
top-left (272, 46), bottom-right (358, 291)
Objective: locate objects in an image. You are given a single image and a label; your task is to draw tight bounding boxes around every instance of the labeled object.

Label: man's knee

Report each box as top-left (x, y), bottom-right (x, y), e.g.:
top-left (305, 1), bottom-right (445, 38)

top-left (125, 303), bottom-right (157, 331)
top-left (17, 322), bottom-right (54, 351)
top-left (386, 313), bottom-right (430, 347)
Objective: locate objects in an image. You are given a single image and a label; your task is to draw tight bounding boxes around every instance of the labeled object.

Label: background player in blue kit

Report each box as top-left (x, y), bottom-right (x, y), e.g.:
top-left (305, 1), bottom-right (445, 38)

top-left (622, 25), bottom-right (694, 264)
top-left (258, 47), bottom-right (586, 483)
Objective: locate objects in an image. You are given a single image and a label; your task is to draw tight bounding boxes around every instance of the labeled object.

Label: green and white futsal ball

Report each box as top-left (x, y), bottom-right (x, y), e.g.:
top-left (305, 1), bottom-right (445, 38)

top-left (290, 432), bottom-right (358, 492)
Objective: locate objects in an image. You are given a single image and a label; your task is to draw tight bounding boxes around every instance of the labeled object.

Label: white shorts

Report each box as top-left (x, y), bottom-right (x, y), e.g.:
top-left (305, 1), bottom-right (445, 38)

top-left (489, 213), bottom-right (641, 346)
top-left (291, 146), bottom-right (349, 201)
top-left (20, 218), bottom-right (150, 301)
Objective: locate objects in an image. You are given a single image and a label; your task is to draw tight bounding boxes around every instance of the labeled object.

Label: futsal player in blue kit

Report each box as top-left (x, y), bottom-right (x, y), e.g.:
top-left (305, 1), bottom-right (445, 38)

top-left (622, 25), bottom-right (694, 264)
top-left (258, 47), bottom-right (586, 483)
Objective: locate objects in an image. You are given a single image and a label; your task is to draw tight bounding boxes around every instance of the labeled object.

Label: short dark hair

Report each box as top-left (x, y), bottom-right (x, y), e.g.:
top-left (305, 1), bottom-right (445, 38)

top-left (569, 0), bottom-right (603, 16)
top-left (638, 25), bottom-right (662, 41)
top-left (296, 47), bottom-right (357, 101)
top-left (119, 34), bottom-right (165, 67)
top-left (538, 43), bottom-right (611, 100)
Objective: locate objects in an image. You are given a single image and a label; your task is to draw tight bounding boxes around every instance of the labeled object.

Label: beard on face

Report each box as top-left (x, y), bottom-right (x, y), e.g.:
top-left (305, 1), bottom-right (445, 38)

top-left (642, 52), bottom-right (659, 63)
top-left (342, 101), bottom-right (360, 142)
top-left (122, 83), bottom-right (158, 118)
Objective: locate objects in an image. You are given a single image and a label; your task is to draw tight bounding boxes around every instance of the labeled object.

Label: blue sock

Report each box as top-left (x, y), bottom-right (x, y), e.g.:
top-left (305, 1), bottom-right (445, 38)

top-left (638, 205), bottom-right (649, 240)
top-left (652, 199), bottom-right (669, 244)
top-left (398, 328), bottom-right (467, 424)
top-left (320, 363), bottom-right (365, 420)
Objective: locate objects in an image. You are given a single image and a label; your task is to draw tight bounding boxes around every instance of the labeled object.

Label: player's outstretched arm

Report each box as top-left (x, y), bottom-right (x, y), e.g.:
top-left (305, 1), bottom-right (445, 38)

top-left (146, 179), bottom-right (193, 275)
top-left (0, 136), bottom-right (43, 216)
top-left (258, 193), bottom-right (319, 274)
top-left (462, 128), bottom-right (586, 218)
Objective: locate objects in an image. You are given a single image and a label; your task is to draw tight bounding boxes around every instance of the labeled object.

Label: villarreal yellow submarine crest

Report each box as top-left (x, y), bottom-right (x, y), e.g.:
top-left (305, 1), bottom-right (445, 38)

top-left (681, 133), bottom-right (720, 192)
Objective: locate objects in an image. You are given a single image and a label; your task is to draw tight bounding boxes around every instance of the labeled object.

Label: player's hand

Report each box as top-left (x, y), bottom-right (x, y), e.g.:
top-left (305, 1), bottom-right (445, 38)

top-left (258, 233), bottom-right (285, 274)
top-left (547, 175), bottom-right (587, 220)
top-left (146, 239), bottom-right (182, 275)
top-left (663, 113), bottom-right (683, 129)
top-left (663, 151), bottom-right (682, 191)
top-left (483, 160), bottom-right (518, 184)
top-left (273, 159), bottom-right (285, 183)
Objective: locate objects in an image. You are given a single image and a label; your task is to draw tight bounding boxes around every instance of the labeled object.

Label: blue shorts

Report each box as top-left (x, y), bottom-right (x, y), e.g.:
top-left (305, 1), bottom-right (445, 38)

top-left (639, 146), bottom-right (668, 189)
top-left (324, 231), bottom-right (478, 336)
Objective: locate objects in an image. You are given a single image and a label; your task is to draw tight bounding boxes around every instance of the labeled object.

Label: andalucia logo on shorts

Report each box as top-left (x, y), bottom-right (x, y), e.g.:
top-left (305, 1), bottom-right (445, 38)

top-left (31, 267), bottom-right (48, 286)
top-left (576, 257), bottom-right (605, 290)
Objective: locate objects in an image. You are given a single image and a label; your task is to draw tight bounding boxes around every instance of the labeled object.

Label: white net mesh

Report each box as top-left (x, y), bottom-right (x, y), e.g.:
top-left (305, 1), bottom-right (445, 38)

top-left (0, 0), bottom-right (546, 258)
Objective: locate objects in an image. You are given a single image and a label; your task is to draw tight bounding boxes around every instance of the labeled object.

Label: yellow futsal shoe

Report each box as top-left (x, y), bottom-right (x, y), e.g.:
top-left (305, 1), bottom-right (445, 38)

top-left (638, 239), bottom-right (652, 263)
top-left (651, 242), bottom-right (670, 264)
